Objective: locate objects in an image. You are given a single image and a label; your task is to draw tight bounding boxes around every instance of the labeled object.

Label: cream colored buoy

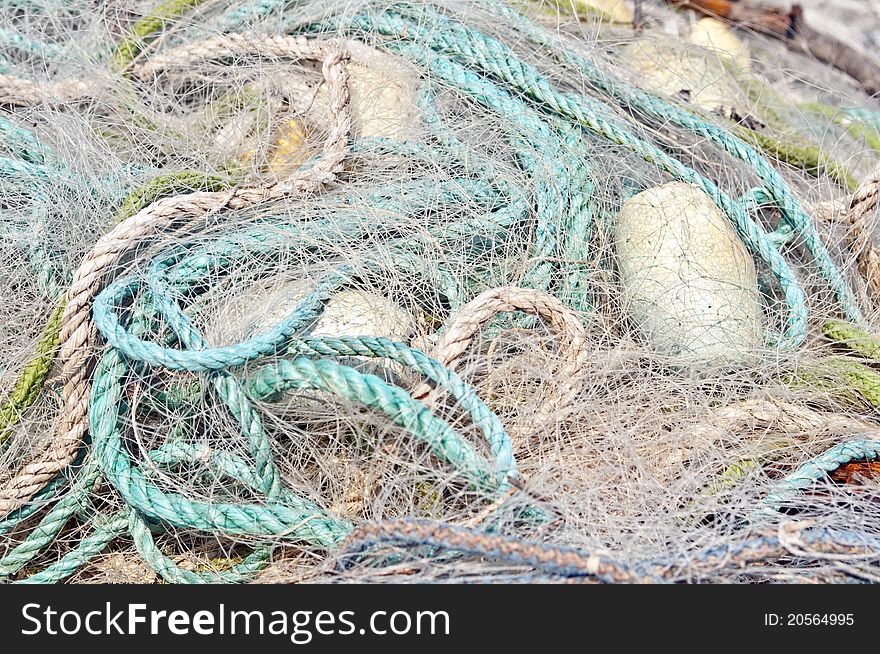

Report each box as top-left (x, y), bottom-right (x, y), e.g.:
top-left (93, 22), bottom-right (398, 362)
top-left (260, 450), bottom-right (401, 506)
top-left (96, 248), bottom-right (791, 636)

top-left (614, 182), bottom-right (763, 360)
top-left (220, 283), bottom-right (417, 413)
top-left (688, 17), bottom-right (751, 70)
top-left (622, 38), bottom-right (743, 113)
top-left (311, 290), bottom-right (416, 342)
top-left (313, 40), bottom-right (420, 140)
top-left (210, 281), bottom-right (415, 348)
top-left (241, 284), bottom-right (415, 343)
top-left (237, 279), bottom-right (315, 340)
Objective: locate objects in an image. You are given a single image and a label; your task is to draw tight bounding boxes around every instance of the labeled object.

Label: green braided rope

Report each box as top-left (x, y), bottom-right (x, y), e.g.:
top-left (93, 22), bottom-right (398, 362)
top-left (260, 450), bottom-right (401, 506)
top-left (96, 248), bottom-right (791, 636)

top-left (725, 76), bottom-right (861, 190)
top-left (126, 509), bottom-right (272, 584)
top-left (6, 306), bottom-right (277, 583)
top-left (786, 321), bottom-right (880, 409)
top-left (754, 439), bottom-right (880, 521)
top-left (823, 320), bottom-right (880, 361)
top-left (734, 125), bottom-right (859, 192)
top-left (71, 202), bottom-right (520, 577)
top-left (0, 456), bottom-right (101, 579)
top-left (0, 303), bottom-right (63, 445)
top-left (15, 513), bottom-right (130, 585)
top-left (0, 170), bottom-right (224, 446)
top-left (0, 471), bottom-right (68, 537)
top-left (788, 357), bottom-right (880, 409)
top-left (115, 170), bottom-right (226, 222)
top-left (248, 357), bottom-right (507, 494)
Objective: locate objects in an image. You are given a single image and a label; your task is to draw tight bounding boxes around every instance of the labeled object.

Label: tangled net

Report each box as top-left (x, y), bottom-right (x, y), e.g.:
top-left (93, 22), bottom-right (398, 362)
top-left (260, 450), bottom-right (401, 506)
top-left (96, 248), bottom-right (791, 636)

top-left (2, 0), bottom-right (880, 584)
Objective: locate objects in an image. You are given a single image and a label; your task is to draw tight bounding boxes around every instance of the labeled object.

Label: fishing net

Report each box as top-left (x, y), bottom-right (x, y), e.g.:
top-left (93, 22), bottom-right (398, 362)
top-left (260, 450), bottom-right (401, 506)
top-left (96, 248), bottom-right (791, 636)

top-left (1, 0), bottom-right (880, 584)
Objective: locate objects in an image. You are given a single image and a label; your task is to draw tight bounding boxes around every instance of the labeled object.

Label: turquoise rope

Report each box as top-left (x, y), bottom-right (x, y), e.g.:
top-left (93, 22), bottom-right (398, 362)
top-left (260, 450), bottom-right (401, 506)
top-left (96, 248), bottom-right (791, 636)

top-left (754, 439), bottom-right (880, 521)
top-left (307, 8), bottom-right (811, 347)
top-left (249, 357), bottom-right (509, 493)
top-left (0, 28), bottom-right (65, 61)
top-left (477, 0), bottom-right (864, 328)
top-left (0, 115), bottom-right (50, 164)
top-left (4, 0), bottom-right (875, 583)
top-left (76, 178), bottom-right (519, 571)
top-left (89, 343), bottom-right (510, 542)
top-left (842, 108), bottom-right (880, 132)
top-left (75, 189), bottom-right (519, 569)
top-left (217, 0), bottom-right (300, 31)
top-left (0, 457), bottom-right (102, 579)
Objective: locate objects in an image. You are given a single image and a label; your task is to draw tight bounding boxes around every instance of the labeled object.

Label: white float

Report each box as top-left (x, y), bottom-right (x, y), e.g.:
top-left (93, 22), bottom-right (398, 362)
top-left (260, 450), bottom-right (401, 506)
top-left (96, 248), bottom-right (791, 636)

top-left (313, 40), bottom-right (420, 140)
top-left (614, 182), bottom-right (763, 360)
top-left (622, 37), bottom-right (743, 113)
top-left (310, 290), bottom-right (415, 343)
top-left (237, 282), bottom-right (415, 344)
top-left (688, 17), bottom-right (751, 71)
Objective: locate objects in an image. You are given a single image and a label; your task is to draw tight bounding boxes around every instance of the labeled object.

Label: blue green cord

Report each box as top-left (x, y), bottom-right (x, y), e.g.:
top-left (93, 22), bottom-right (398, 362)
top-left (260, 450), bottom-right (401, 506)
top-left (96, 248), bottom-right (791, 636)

top-left (3, 0), bottom-right (878, 583)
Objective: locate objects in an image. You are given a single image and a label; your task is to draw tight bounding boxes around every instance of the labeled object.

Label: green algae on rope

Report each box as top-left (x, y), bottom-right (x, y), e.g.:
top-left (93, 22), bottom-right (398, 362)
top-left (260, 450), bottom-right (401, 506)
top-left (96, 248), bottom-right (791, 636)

top-left (733, 125), bottom-right (860, 193)
top-left (787, 357), bottom-right (880, 410)
top-left (113, 0), bottom-right (209, 69)
top-left (823, 320), bottom-right (880, 361)
top-left (721, 75), bottom-right (862, 191)
top-left (0, 171), bottom-right (226, 446)
top-left (0, 303), bottom-right (63, 445)
top-left (803, 102), bottom-right (880, 157)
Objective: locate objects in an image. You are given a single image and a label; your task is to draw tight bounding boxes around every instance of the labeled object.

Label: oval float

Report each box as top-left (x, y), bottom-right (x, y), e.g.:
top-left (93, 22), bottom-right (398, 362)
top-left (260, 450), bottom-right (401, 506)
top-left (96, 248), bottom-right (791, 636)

top-left (615, 182), bottom-right (763, 360)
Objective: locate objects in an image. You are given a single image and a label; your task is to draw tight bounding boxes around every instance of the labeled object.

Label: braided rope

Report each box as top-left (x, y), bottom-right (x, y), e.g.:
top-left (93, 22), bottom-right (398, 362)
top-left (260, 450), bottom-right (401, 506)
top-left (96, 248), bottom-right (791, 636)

top-left (249, 357), bottom-right (511, 494)
top-left (416, 286), bottom-right (587, 417)
top-left (823, 320), bottom-right (880, 360)
top-left (330, 9), bottom-right (813, 348)
top-left (648, 523), bottom-right (880, 581)
top-left (0, 74), bottom-right (92, 106)
top-left (842, 171), bottom-right (880, 299)
top-left (332, 518), bottom-right (660, 583)
top-left (331, 518), bottom-right (880, 583)
top-left (2, 2), bottom-right (878, 584)
top-left (0, 171), bottom-right (222, 448)
top-left (0, 303), bottom-right (63, 445)
top-left (0, 35), bottom-right (353, 517)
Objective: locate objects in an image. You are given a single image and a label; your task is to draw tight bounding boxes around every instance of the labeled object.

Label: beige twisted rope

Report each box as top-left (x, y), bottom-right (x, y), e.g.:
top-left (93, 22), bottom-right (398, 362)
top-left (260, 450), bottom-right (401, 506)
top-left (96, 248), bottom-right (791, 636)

top-left (688, 396), bottom-right (880, 444)
top-left (814, 168), bottom-right (880, 299)
top-left (0, 35), bottom-right (353, 517)
top-left (845, 172), bottom-right (880, 299)
top-left (134, 33), bottom-right (343, 80)
top-left (416, 286), bottom-right (587, 416)
top-left (0, 74), bottom-right (93, 106)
